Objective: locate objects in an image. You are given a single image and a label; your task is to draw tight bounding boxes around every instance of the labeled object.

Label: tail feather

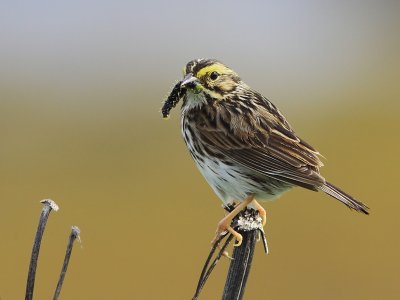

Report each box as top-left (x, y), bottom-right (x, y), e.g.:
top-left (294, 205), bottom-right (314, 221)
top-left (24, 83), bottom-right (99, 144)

top-left (320, 181), bottom-right (369, 215)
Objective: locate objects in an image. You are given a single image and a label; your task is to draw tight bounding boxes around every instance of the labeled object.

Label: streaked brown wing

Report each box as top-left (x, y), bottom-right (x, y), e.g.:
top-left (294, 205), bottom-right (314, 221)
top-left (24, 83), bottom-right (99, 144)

top-left (194, 98), bottom-right (326, 190)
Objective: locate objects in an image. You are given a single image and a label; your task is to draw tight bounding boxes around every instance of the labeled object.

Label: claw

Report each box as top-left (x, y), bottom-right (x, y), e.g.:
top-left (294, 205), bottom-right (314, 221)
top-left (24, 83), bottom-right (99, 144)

top-left (217, 245), bottom-right (233, 260)
top-left (223, 251), bottom-right (233, 260)
top-left (260, 214), bottom-right (267, 227)
top-left (252, 199), bottom-right (267, 226)
top-left (234, 239), bottom-right (242, 247)
top-left (227, 227), bottom-right (243, 247)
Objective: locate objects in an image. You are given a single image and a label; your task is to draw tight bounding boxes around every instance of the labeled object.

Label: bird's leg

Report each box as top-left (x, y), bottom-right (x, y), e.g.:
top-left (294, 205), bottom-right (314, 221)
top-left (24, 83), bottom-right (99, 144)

top-left (211, 195), bottom-right (254, 247)
top-left (252, 199), bottom-right (267, 226)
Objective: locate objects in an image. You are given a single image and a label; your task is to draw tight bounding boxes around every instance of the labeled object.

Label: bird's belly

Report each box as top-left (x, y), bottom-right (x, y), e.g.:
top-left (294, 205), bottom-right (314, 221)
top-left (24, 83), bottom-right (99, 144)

top-left (193, 155), bottom-right (291, 205)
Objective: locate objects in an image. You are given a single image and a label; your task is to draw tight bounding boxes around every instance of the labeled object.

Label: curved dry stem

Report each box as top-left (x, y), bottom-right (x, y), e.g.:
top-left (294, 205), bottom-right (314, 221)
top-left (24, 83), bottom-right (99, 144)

top-left (25, 199), bottom-right (59, 300)
top-left (53, 226), bottom-right (81, 300)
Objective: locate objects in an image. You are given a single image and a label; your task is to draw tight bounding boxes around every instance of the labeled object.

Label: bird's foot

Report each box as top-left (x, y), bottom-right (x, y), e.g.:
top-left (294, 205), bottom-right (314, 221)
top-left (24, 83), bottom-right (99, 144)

top-left (211, 218), bottom-right (243, 247)
top-left (211, 195), bottom-right (255, 248)
top-left (252, 199), bottom-right (267, 227)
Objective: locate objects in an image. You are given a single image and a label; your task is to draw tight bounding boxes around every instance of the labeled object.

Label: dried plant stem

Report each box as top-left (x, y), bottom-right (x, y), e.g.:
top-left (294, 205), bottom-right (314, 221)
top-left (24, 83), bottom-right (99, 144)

top-left (221, 229), bottom-right (257, 300)
top-left (25, 199), bottom-right (59, 300)
top-left (53, 226), bottom-right (81, 300)
top-left (193, 234), bottom-right (234, 300)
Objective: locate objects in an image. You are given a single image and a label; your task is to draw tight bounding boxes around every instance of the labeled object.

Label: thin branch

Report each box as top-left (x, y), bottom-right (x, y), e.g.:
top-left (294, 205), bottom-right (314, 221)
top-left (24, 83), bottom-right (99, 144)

top-left (193, 234), bottom-right (234, 300)
top-left (221, 230), bottom-right (257, 300)
top-left (193, 233), bottom-right (227, 299)
top-left (192, 205), bottom-right (236, 300)
top-left (25, 199), bottom-right (59, 300)
top-left (53, 226), bottom-right (81, 300)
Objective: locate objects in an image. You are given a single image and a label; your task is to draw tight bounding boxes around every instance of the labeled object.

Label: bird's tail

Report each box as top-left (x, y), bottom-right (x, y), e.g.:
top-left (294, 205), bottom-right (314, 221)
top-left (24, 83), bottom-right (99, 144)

top-left (319, 181), bottom-right (369, 214)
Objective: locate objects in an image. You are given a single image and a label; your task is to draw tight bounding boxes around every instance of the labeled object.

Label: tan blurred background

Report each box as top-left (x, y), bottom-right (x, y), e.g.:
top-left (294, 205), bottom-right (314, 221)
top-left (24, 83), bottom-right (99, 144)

top-left (1, 1), bottom-right (399, 299)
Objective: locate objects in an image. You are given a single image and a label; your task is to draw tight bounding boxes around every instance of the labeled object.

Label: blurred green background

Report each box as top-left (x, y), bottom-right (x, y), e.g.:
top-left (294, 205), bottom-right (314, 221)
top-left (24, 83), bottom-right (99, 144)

top-left (1, 1), bottom-right (399, 299)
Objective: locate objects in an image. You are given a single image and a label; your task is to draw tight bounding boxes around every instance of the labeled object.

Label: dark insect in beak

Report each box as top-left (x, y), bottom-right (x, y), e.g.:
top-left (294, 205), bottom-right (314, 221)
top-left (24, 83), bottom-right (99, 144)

top-left (161, 81), bottom-right (186, 118)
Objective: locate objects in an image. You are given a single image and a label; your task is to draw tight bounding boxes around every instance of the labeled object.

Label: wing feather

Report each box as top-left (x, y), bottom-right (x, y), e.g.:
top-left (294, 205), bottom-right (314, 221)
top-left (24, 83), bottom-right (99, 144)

top-left (193, 93), bottom-right (325, 190)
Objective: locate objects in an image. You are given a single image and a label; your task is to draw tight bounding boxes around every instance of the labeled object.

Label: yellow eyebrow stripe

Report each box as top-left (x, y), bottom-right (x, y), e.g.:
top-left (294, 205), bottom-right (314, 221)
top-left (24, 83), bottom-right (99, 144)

top-left (196, 64), bottom-right (231, 78)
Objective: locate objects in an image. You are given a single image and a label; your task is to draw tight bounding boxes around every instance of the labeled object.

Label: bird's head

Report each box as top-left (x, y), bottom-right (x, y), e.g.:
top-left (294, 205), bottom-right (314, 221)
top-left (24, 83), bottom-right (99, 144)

top-left (162, 59), bottom-right (242, 118)
top-left (181, 59), bottom-right (241, 98)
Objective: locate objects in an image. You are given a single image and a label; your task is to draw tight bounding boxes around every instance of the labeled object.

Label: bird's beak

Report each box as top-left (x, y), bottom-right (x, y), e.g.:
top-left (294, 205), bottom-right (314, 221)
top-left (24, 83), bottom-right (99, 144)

top-left (180, 73), bottom-right (202, 93)
top-left (181, 73), bottom-right (197, 87)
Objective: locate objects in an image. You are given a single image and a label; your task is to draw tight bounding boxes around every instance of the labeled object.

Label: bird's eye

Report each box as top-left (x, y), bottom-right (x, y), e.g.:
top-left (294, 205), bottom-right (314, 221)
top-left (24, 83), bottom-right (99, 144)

top-left (210, 71), bottom-right (219, 80)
